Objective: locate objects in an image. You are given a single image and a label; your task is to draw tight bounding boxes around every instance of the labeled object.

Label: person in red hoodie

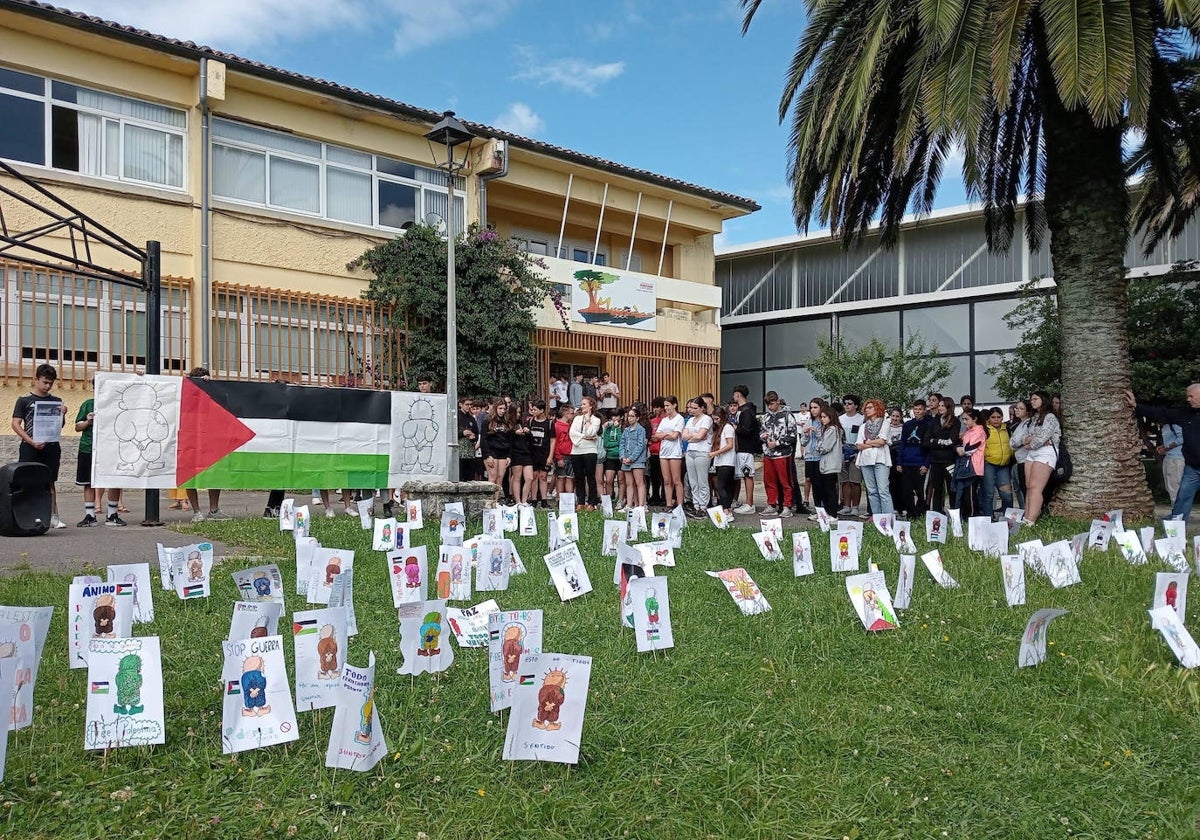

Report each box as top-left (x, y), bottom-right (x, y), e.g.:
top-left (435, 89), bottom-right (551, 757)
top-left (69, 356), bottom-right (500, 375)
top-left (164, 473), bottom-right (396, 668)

top-left (553, 404), bottom-right (576, 496)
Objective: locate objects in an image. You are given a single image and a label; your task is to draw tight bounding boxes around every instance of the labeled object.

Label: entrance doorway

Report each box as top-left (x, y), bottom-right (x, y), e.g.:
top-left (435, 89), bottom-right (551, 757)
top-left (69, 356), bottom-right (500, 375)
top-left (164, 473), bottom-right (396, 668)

top-left (549, 354), bottom-right (603, 406)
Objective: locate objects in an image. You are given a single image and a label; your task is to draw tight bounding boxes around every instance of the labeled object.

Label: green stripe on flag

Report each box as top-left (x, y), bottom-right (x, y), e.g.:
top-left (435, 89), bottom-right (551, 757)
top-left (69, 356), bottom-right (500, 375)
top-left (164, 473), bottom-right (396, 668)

top-left (182, 452), bottom-right (390, 490)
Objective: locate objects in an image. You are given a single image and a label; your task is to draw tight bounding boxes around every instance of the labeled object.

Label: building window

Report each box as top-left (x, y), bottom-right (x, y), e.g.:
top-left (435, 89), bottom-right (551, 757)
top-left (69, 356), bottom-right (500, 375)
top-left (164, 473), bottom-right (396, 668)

top-left (211, 118), bottom-right (465, 234)
top-left (0, 66), bottom-right (186, 189)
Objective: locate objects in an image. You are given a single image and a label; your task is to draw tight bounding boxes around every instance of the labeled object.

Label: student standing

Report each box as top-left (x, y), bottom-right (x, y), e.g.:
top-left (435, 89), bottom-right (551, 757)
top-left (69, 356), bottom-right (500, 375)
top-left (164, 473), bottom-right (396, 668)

top-left (569, 396), bottom-right (602, 509)
top-left (619, 405), bottom-right (650, 509)
top-left (74, 390), bottom-right (125, 527)
top-left (681, 398), bottom-right (714, 518)
top-left (653, 396), bottom-right (686, 510)
top-left (11, 363), bottom-right (68, 528)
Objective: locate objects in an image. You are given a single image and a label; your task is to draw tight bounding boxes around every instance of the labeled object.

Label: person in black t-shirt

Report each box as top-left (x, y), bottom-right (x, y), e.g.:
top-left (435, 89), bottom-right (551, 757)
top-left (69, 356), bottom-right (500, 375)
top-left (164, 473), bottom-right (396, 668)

top-left (11, 363), bottom-right (68, 528)
top-left (525, 399), bottom-right (555, 508)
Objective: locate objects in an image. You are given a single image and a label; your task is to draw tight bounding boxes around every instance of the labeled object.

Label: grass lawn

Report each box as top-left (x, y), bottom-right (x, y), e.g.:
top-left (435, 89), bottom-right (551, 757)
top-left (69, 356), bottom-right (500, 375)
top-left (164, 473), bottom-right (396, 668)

top-left (0, 510), bottom-right (1197, 839)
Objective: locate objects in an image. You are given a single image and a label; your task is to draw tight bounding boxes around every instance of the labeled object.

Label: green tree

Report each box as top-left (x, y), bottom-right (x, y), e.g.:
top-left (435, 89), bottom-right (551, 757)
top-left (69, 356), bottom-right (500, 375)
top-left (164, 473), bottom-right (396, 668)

top-left (992, 269), bottom-right (1200, 403)
top-left (350, 224), bottom-right (554, 399)
top-left (806, 334), bottom-right (953, 409)
top-left (740, 0), bottom-right (1200, 517)
top-left (574, 269), bottom-right (619, 311)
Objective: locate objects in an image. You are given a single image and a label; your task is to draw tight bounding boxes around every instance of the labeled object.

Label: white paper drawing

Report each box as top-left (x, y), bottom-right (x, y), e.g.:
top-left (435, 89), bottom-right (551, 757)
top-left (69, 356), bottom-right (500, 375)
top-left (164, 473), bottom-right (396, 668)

top-left (1116, 530), bottom-right (1148, 565)
top-left (329, 567), bottom-right (357, 637)
top-left (706, 568), bottom-right (770, 615)
top-left (503, 652), bottom-right (592, 764)
top-left (1044, 540), bottom-right (1081, 589)
top-left (406, 499), bottom-right (424, 530)
top-left (926, 511), bottom-right (948, 544)
top-left (231, 563), bottom-right (285, 611)
top-left (475, 539), bottom-right (511, 592)
top-left (1018, 539), bottom-right (1046, 576)
top-left (1151, 573), bottom-right (1189, 624)
top-left (602, 519), bottom-right (625, 556)
top-left (106, 563), bottom-right (154, 623)
top-left (292, 606), bottom-right (348, 711)
top-left (397, 599), bottom-right (455, 675)
top-left (1156, 538), bottom-right (1191, 574)
top-left (279, 498), bottom-right (295, 531)
top-left (871, 512), bottom-right (895, 537)
top-left (1018, 609), bottom-right (1068, 668)
top-left (630, 577), bottom-right (674, 652)
top-left (830, 529), bottom-right (859, 573)
top-left (357, 499), bottom-right (373, 530)
top-left (440, 509), bottom-right (465, 546)
top-left (545, 544), bottom-right (592, 601)
top-left (600, 495), bottom-right (613, 517)
top-left (307, 548), bottom-right (354, 605)
top-left (84, 636), bottom-right (165, 750)
top-left (173, 543), bottom-right (214, 601)
top-left (445, 599), bottom-right (499, 648)
top-left (519, 505), bottom-right (538, 536)
top-left (893, 521), bottom-right (917, 554)
top-left (894, 554), bottom-right (916, 610)
top-left (1088, 519), bottom-right (1113, 552)
top-left (372, 517), bottom-right (398, 552)
top-left (482, 509), bottom-right (502, 538)
top-left (1000, 555), bottom-right (1026, 607)
top-left (388, 546), bottom-right (428, 608)
top-left (759, 517), bottom-right (783, 543)
top-left (558, 493), bottom-right (576, 516)
top-left (228, 600), bottom-right (282, 642)
top-left (325, 651), bottom-right (386, 771)
top-left (69, 582), bottom-right (134, 669)
top-left (792, 532), bottom-right (814, 577)
top-left (220, 635), bottom-right (299, 754)
top-left (754, 531), bottom-right (784, 562)
top-left (815, 507), bottom-right (831, 533)
top-left (1147, 606), bottom-right (1200, 667)
top-left (0, 606), bottom-right (52, 731)
top-left (920, 549), bottom-right (959, 588)
top-left (488, 609), bottom-right (544, 712)
top-left (295, 537), bottom-right (320, 596)
top-left (557, 512), bottom-right (580, 545)
top-left (707, 506), bottom-right (730, 529)
top-left (846, 571), bottom-right (899, 631)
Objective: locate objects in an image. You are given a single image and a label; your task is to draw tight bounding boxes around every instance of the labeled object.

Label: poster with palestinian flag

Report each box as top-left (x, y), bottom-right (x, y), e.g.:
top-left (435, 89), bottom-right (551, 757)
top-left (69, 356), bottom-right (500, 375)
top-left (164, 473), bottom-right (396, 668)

top-left (92, 373), bottom-right (448, 489)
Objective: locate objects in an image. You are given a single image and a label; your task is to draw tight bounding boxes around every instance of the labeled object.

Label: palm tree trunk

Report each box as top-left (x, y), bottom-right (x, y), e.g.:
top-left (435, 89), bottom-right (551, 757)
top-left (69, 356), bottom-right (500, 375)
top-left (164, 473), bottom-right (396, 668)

top-left (1042, 90), bottom-right (1154, 518)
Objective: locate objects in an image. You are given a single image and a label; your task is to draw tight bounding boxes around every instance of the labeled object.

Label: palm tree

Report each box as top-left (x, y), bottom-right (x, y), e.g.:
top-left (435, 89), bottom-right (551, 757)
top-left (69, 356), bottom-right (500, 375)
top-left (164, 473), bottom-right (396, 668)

top-left (741, 0), bottom-right (1200, 517)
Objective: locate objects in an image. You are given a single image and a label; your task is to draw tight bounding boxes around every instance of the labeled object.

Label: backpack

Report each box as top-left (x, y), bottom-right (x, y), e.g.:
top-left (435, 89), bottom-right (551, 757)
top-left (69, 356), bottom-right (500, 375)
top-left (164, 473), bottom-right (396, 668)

top-left (1053, 437), bottom-right (1073, 483)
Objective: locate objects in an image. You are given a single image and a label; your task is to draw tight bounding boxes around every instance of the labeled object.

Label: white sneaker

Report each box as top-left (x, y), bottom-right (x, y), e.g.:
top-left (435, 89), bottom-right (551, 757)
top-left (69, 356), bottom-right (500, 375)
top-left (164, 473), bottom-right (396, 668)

top-left (780, 508), bottom-right (794, 518)
top-left (312, 497), bottom-right (322, 506)
top-left (344, 506), bottom-right (357, 516)
top-left (325, 509), bottom-right (336, 519)
top-left (733, 503), bottom-right (755, 515)
top-left (191, 512), bottom-right (206, 523)
top-left (837, 506), bottom-right (854, 516)
top-left (50, 515), bottom-right (67, 529)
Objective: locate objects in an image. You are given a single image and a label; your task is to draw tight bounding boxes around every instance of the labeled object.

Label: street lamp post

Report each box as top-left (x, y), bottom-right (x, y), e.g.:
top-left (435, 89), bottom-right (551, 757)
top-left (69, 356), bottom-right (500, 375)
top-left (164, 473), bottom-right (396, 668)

top-left (425, 111), bottom-right (474, 482)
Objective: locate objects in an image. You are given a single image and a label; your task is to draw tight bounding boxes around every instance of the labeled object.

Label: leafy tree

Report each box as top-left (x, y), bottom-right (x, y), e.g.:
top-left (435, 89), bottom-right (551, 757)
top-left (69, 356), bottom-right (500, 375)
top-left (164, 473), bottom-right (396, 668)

top-left (806, 334), bottom-right (953, 409)
top-left (350, 224), bottom-right (555, 399)
top-left (574, 269), bottom-right (619, 310)
top-left (992, 269), bottom-right (1200, 404)
top-left (739, 0), bottom-right (1200, 517)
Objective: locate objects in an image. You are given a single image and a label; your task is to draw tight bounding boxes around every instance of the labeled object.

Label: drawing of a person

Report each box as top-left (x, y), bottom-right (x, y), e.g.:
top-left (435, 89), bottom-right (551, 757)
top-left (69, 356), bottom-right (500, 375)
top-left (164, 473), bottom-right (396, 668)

top-left (400, 398), bottom-right (439, 473)
top-left (501, 624), bottom-right (524, 682)
top-left (112, 381), bottom-right (171, 472)
top-left (355, 686), bottom-right (375, 745)
top-left (531, 668), bottom-right (567, 731)
top-left (862, 588), bottom-right (896, 631)
top-left (490, 547), bottom-right (504, 576)
top-left (564, 562), bottom-right (582, 593)
top-left (240, 655), bottom-right (271, 717)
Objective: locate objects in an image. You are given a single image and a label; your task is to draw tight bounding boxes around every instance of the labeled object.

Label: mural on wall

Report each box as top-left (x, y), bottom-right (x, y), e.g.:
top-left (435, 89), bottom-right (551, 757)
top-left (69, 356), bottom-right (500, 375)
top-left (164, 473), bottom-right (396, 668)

top-left (572, 270), bottom-right (656, 331)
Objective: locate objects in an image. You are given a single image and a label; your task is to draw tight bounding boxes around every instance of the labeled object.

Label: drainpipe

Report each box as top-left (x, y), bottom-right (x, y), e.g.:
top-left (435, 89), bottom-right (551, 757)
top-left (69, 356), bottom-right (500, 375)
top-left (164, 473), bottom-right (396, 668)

top-left (199, 58), bottom-right (212, 367)
top-left (477, 138), bottom-right (509, 229)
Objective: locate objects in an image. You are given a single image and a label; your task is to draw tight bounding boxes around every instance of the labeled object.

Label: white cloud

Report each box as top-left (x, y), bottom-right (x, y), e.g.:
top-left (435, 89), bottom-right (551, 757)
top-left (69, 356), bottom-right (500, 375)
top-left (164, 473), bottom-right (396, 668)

top-left (63, 0), bottom-right (366, 51)
top-left (389, 0), bottom-right (520, 55)
top-left (492, 102), bottom-right (544, 136)
top-left (514, 47), bottom-right (625, 95)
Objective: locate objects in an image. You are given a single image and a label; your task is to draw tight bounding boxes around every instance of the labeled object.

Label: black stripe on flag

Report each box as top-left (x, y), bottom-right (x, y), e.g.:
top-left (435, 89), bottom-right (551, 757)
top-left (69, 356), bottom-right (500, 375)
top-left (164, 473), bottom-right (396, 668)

top-left (190, 380), bottom-right (393, 424)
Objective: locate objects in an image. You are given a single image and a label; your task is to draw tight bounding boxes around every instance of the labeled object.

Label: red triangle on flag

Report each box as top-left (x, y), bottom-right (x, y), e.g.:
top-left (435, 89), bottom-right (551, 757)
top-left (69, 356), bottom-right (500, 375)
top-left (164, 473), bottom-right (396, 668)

top-left (176, 378), bottom-right (256, 485)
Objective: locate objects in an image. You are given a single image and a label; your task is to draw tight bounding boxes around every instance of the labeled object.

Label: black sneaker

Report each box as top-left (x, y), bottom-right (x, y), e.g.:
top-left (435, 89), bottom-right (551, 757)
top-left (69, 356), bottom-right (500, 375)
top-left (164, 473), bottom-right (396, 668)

top-left (77, 514), bottom-right (98, 527)
top-left (105, 514), bottom-right (128, 527)
top-left (794, 503), bottom-right (813, 515)
top-left (263, 507), bottom-right (279, 519)
top-left (382, 501), bottom-right (394, 516)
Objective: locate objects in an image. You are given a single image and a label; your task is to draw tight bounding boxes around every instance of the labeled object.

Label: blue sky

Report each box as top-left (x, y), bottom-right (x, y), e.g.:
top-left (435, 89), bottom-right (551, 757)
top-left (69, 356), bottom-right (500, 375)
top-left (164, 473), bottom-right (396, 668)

top-left (67, 0), bottom-right (970, 248)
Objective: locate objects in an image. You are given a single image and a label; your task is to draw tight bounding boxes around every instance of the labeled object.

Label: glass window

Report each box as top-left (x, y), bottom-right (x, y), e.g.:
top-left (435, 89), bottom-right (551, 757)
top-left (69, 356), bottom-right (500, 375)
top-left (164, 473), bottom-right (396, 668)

top-left (377, 156), bottom-right (416, 179)
top-left (721, 326), bottom-right (763, 370)
top-left (972, 353), bottom-right (1006, 405)
top-left (0, 93), bottom-right (45, 165)
top-left (327, 145), bottom-right (372, 169)
top-left (720, 371), bottom-right (763, 406)
top-left (838, 311), bottom-right (899, 348)
top-left (902, 305), bottom-right (970, 354)
top-left (765, 318), bottom-right (830, 366)
top-left (213, 145), bottom-right (265, 203)
top-left (973, 298), bottom-right (1023, 351)
top-left (378, 180), bottom-right (418, 229)
top-left (269, 156), bottom-right (320, 213)
top-left (326, 167), bottom-right (372, 225)
top-left (0, 67), bottom-right (43, 95)
top-left (213, 118), bottom-right (317, 156)
top-left (124, 124), bottom-right (183, 187)
top-left (939, 355), bottom-right (972, 402)
top-left (765, 367), bottom-right (822, 406)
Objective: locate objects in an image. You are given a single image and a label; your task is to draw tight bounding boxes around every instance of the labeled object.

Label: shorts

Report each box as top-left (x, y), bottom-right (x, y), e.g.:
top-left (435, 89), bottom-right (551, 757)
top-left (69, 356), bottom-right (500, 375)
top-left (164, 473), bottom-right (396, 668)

top-left (533, 461), bottom-right (551, 473)
top-left (18, 441), bottom-right (61, 482)
top-left (621, 460), bottom-right (646, 471)
top-left (735, 453), bottom-right (755, 478)
top-left (555, 457), bottom-right (575, 478)
top-left (603, 457), bottom-right (621, 473)
top-left (76, 449), bottom-right (93, 486)
top-left (1025, 445), bottom-right (1057, 467)
top-left (510, 452), bottom-right (532, 467)
top-left (839, 461), bottom-right (863, 484)
top-left (804, 460), bottom-right (821, 481)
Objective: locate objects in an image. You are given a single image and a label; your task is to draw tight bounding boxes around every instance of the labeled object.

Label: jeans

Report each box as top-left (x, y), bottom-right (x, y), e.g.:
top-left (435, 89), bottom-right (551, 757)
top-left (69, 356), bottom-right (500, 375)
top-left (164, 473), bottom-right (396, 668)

top-left (685, 451), bottom-right (711, 510)
top-left (1170, 463), bottom-right (1199, 520)
top-left (981, 462), bottom-right (1013, 515)
top-left (860, 463), bottom-right (894, 514)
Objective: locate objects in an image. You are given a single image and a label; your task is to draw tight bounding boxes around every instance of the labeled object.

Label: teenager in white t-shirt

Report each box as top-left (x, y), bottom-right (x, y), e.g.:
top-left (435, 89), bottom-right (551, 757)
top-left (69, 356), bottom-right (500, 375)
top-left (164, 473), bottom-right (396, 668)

top-left (710, 406), bottom-right (737, 517)
top-left (681, 397), bottom-right (714, 517)
top-left (653, 396), bottom-right (685, 509)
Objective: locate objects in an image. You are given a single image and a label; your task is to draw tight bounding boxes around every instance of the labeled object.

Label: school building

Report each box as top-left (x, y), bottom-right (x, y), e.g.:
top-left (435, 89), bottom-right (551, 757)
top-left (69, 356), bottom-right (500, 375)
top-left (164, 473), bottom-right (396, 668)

top-left (0, 0), bottom-right (757, 438)
top-left (716, 200), bottom-right (1200, 406)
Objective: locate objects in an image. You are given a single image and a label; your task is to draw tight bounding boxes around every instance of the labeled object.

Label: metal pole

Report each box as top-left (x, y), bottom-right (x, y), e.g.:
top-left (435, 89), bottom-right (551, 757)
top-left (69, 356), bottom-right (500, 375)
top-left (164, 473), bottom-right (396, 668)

top-left (143, 240), bottom-right (163, 525)
top-left (445, 143), bottom-right (459, 482)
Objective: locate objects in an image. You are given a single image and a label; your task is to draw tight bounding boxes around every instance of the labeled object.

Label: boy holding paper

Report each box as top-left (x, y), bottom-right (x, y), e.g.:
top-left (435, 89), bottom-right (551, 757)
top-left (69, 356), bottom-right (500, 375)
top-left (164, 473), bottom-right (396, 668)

top-left (10, 363), bottom-right (68, 528)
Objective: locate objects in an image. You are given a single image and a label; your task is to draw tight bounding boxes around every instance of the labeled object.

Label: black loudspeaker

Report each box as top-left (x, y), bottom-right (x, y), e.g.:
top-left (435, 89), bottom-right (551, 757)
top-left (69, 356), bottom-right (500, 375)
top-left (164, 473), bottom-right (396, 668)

top-left (0, 462), bottom-right (52, 537)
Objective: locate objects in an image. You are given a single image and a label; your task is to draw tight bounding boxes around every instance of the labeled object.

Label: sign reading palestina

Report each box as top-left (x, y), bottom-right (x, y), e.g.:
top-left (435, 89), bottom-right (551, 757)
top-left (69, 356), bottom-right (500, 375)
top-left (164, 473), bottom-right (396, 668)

top-left (92, 373), bottom-right (448, 489)
top-left (570, 269), bottom-right (657, 332)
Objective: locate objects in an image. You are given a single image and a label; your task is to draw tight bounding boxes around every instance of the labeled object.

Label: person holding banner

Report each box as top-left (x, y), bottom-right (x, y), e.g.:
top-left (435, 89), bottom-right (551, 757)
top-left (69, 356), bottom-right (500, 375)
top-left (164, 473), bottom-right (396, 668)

top-left (11, 364), bottom-right (69, 528)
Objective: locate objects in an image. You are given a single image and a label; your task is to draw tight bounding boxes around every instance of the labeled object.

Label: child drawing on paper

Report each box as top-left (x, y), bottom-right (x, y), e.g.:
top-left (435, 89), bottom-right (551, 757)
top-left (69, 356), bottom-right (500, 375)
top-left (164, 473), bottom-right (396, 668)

top-left (113, 653), bottom-right (144, 715)
top-left (447, 517), bottom-right (461, 536)
top-left (565, 562), bottom-right (582, 593)
top-left (561, 518), bottom-right (574, 539)
top-left (250, 616), bottom-right (269, 639)
top-left (720, 569), bottom-right (765, 609)
top-left (838, 535), bottom-right (850, 563)
top-left (187, 550), bottom-right (204, 582)
top-left (645, 588), bottom-right (661, 641)
top-left (1166, 580), bottom-right (1179, 611)
top-left (932, 518), bottom-right (942, 538)
top-left (609, 529), bottom-right (620, 551)
top-left (764, 537), bottom-right (776, 556)
top-left (451, 554), bottom-right (464, 585)
top-left (355, 686), bottom-right (375, 745)
top-left (490, 547), bottom-right (505, 576)
top-left (382, 524), bottom-right (393, 546)
top-left (405, 556), bottom-right (421, 590)
top-left (253, 573), bottom-right (272, 600)
top-left (240, 655), bottom-right (271, 717)
top-left (532, 668), bottom-right (568, 731)
top-left (418, 612), bottom-right (444, 657)
top-left (93, 594), bottom-right (116, 637)
top-left (408, 503), bottom-right (418, 522)
top-left (317, 625), bottom-right (340, 680)
top-left (325, 556), bottom-right (343, 586)
top-left (862, 588), bottom-right (897, 631)
top-left (656, 520), bottom-right (668, 540)
top-left (501, 624), bottom-right (525, 682)
top-left (437, 570), bottom-right (451, 599)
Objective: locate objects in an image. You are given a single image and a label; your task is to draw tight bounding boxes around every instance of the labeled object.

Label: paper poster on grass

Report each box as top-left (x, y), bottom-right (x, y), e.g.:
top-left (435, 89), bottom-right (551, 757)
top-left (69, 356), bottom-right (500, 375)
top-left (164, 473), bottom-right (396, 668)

top-left (0, 659), bottom-right (12, 780)
top-left (1163, 520), bottom-right (1186, 554)
top-left (707, 506), bottom-right (730, 528)
top-left (519, 504), bottom-right (538, 536)
top-left (619, 562), bottom-right (649, 629)
top-left (489, 610), bottom-right (544, 712)
top-left (220, 635), bottom-right (298, 754)
top-left (893, 521), bottom-right (917, 554)
top-left (440, 509), bottom-right (465, 546)
top-left (946, 508), bottom-right (963, 538)
top-left (482, 509), bottom-right (502, 539)
top-left (754, 531), bottom-right (784, 561)
top-left (84, 636), bottom-right (165, 750)
top-left (1002, 508), bottom-right (1024, 537)
top-left (792, 532), bottom-right (814, 577)
top-left (1155, 539), bottom-right (1191, 574)
top-left (926, 511), bottom-right (947, 544)
top-left (1152, 573), bottom-right (1189, 624)
top-left (629, 577), bottom-right (673, 652)
top-left (0, 606), bottom-right (53, 731)
top-left (1088, 519), bottom-right (1113, 552)
top-left (308, 548), bottom-right (354, 606)
top-left (106, 563), bottom-right (153, 624)
top-left (406, 499), bottom-right (424, 530)
top-left (1000, 555), bottom-right (1026, 607)
top-left (651, 512), bottom-right (672, 543)
top-left (445, 599), bottom-right (499, 648)
top-left (557, 512), bottom-right (580, 544)
top-left (173, 544), bottom-right (214, 601)
top-left (1071, 533), bottom-right (1088, 567)
top-left (600, 495), bottom-right (613, 518)
top-left (1018, 539), bottom-right (1046, 576)
top-left (602, 520), bottom-right (625, 556)
top-left (1139, 526), bottom-right (1156, 553)
top-left (232, 563), bottom-right (285, 611)
top-left (1147, 606), bottom-right (1200, 668)
top-left (545, 544), bottom-right (592, 601)
top-left (500, 505), bottom-right (519, 533)
top-left (503, 652), bottom-right (593, 764)
top-left (293, 607), bottom-right (348, 711)
top-left (707, 569), bottom-right (771, 615)
top-left (1018, 609), bottom-right (1068, 668)
top-left (894, 555), bottom-right (916, 610)
top-left (357, 499), bottom-right (372, 529)
top-left (438, 546), bottom-right (472, 602)
top-left (1116, 530), bottom-right (1148, 565)
top-left (830, 530), bottom-right (859, 573)
top-left (475, 539), bottom-right (511, 593)
top-left (920, 550), bottom-right (958, 588)
top-left (637, 541), bottom-right (675, 569)
top-left (388, 547), bottom-right (428, 608)
top-left (372, 518), bottom-right (398, 552)
top-left (1044, 540), bottom-right (1081, 589)
top-left (279, 498), bottom-right (295, 531)
top-left (69, 582), bottom-right (134, 669)
top-left (871, 512), bottom-right (895, 537)
top-left (982, 521), bottom-right (1009, 559)
top-left (814, 507), bottom-right (831, 533)
top-left (546, 512), bottom-right (561, 552)
top-left (760, 518), bottom-right (783, 543)
top-left (1105, 509), bottom-right (1125, 534)
top-left (229, 601), bottom-right (282, 642)
top-left (325, 651), bottom-right (386, 771)
top-left (846, 571), bottom-right (899, 631)
top-left (295, 538), bottom-right (320, 597)
top-left (558, 493), bottom-right (576, 516)
top-left (292, 505), bottom-right (311, 541)
top-left (397, 599), bottom-right (455, 675)
top-left (329, 567), bottom-right (358, 637)
top-left (968, 516), bottom-right (992, 551)
top-left (93, 373), bottom-right (448, 488)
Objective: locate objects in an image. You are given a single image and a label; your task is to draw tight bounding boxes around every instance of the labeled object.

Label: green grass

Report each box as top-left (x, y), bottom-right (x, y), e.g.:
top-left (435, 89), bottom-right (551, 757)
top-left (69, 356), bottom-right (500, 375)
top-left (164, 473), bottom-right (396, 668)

top-left (0, 511), bottom-right (1198, 839)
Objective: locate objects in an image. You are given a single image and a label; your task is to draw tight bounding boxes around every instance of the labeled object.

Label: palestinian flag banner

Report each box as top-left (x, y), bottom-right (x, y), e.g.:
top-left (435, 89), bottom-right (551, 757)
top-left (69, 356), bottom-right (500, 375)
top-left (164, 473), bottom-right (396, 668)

top-left (93, 373), bottom-right (448, 489)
